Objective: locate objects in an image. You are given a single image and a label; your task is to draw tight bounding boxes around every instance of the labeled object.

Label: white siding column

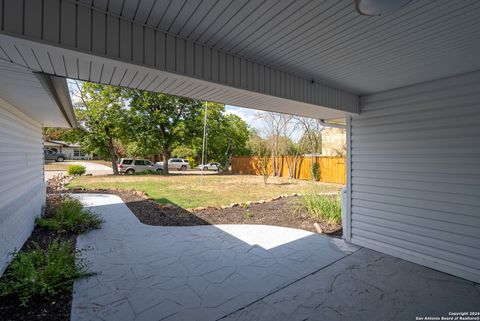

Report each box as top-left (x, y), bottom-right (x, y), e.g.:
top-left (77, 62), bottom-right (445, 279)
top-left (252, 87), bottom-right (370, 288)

top-left (0, 99), bottom-right (45, 274)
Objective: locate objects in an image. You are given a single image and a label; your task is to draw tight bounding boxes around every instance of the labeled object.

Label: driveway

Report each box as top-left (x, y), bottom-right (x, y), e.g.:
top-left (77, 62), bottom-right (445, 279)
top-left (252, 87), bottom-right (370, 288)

top-left (44, 161), bottom-right (112, 181)
top-left (69, 161), bottom-right (113, 176)
top-left (71, 194), bottom-right (480, 321)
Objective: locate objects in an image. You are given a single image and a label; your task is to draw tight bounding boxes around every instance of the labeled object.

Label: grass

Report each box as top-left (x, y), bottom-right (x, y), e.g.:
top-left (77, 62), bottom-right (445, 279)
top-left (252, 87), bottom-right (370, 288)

top-left (0, 241), bottom-right (92, 306)
top-left (298, 193), bottom-right (342, 225)
top-left (68, 174), bottom-right (342, 208)
top-left (36, 197), bottom-right (103, 234)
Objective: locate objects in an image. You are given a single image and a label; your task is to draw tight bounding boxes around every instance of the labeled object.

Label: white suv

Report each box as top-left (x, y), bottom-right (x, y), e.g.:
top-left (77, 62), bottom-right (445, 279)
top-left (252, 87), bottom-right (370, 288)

top-left (156, 158), bottom-right (189, 171)
top-left (118, 158), bottom-right (163, 174)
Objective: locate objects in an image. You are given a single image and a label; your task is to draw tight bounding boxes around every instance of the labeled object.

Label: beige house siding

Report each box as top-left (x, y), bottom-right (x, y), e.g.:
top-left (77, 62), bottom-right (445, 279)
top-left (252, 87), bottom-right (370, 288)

top-left (321, 127), bottom-right (346, 156)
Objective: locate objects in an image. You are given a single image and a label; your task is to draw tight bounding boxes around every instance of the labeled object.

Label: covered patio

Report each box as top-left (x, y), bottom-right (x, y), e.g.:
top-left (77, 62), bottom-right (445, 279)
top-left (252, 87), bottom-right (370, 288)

top-left (0, 0), bottom-right (479, 319)
top-left (72, 193), bottom-right (479, 321)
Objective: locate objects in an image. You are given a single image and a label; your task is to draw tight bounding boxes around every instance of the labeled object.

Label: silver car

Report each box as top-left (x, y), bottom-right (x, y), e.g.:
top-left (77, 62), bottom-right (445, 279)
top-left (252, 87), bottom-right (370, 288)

top-left (117, 158), bottom-right (163, 175)
top-left (197, 162), bottom-right (221, 171)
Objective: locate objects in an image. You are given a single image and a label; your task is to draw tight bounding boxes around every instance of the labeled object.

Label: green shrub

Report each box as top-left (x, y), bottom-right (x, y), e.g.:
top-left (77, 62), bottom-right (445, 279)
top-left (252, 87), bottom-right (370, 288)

top-left (299, 193), bottom-right (342, 225)
top-left (311, 162), bottom-right (320, 181)
top-left (36, 198), bottom-right (103, 234)
top-left (0, 241), bottom-right (92, 306)
top-left (67, 164), bottom-right (86, 176)
top-left (186, 156), bottom-right (197, 168)
top-left (140, 169), bottom-right (162, 175)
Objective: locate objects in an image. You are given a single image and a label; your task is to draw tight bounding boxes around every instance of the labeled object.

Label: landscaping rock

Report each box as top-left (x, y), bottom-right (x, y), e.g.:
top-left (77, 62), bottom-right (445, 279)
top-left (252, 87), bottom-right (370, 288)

top-left (313, 223), bottom-right (323, 234)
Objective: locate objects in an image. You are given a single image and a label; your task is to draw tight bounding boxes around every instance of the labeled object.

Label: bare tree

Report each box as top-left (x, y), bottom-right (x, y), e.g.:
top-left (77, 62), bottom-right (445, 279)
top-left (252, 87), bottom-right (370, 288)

top-left (295, 117), bottom-right (324, 180)
top-left (255, 112), bottom-right (287, 177)
top-left (278, 114), bottom-right (303, 179)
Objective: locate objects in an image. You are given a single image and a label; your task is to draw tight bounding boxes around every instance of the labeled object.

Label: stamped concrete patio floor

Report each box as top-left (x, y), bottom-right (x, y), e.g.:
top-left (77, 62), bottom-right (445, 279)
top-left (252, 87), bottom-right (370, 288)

top-left (71, 194), bottom-right (480, 321)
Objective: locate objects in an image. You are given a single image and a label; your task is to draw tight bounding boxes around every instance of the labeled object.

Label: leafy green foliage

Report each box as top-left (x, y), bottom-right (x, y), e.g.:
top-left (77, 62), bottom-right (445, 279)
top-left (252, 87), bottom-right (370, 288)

top-left (67, 164), bottom-right (86, 176)
top-left (0, 241), bottom-right (92, 306)
top-left (199, 104), bottom-right (251, 167)
top-left (54, 81), bottom-right (251, 169)
top-left (125, 90), bottom-right (204, 173)
top-left (36, 198), bottom-right (103, 234)
top-left (299, 194), bottom-right (342, 225)
top-left (64, 82), bottom-right (129, 173)
top-left (171, 146), bottom-right (198, 160)
top-left (185, 156), bottom-right (197, 168)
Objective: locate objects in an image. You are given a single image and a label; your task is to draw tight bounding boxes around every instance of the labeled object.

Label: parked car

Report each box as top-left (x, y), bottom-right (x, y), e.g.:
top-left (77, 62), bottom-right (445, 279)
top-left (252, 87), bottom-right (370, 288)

top-left (197, 162), bottom-right (222, 171)
top-left (44, 149), bottom-right (67, 162)
top-left (156, 158), bottom-right (189, 171)
top-left (117, 158), bottom-right (163, 175)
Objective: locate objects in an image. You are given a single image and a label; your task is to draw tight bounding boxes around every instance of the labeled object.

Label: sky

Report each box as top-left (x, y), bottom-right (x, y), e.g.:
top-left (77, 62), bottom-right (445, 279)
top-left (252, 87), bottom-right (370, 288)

top-left (224, 105), bottom-right (267, 133)
top-left (224, 105), bottom-right (304, 141)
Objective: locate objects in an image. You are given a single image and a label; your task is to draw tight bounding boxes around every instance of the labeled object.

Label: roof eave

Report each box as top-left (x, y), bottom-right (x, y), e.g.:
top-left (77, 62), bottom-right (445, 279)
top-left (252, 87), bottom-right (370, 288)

top-left (35, 73), bottom-right (77, 128)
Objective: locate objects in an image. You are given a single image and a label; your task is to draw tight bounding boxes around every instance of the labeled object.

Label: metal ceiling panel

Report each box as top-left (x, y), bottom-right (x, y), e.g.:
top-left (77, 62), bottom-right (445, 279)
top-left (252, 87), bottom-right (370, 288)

top-left (82, 0), bottom-right (480, 94)
top-left (0, 33), bottom-right (350, 119)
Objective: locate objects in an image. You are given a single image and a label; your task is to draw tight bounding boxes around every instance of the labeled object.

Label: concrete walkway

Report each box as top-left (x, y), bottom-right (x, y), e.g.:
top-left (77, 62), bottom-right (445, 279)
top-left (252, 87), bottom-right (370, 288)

top-left (71, 194), bottom-right (480, 321)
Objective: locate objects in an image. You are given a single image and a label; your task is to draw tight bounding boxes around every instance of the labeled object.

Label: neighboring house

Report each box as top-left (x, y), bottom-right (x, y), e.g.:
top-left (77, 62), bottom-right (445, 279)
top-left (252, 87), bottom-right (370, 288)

top-left (321, 127), bottom-right (346, 156)
top-left (44, 140), bottom-right (95, 160)
top-left (0, 61), bottom-right (76, 274)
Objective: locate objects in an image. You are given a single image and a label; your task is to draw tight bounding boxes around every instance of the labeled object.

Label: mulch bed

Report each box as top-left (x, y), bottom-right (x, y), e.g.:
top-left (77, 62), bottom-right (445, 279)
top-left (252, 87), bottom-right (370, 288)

top-left (0, 194), bottom-right (76, 321)
top-left (68, 187), bottom-right (343, 236)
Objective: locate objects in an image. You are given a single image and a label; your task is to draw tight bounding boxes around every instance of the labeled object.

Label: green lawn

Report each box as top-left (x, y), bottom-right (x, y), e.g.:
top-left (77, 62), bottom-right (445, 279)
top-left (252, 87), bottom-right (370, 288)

top-left (68, 174), bottom-right (341, 209)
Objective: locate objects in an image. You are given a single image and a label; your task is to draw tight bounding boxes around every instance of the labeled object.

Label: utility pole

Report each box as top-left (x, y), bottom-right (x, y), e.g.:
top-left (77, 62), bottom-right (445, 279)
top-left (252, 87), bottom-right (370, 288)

top-left (201, 101), bottom-right (208, 180)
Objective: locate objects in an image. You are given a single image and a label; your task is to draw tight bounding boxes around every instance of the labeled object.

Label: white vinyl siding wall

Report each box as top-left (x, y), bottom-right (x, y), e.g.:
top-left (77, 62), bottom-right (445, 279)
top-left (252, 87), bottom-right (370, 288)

top-left (0, 99), bottom-right (45, 274)
top-left (349, 71), bottom-right (480, 283)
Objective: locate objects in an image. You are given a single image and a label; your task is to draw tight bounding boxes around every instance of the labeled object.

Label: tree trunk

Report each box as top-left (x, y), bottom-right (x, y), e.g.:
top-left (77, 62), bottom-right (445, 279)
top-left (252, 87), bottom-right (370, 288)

top-left (108, 136), bottom-right (118, 175)
top-left (162, 145), bottom-right (169, 174)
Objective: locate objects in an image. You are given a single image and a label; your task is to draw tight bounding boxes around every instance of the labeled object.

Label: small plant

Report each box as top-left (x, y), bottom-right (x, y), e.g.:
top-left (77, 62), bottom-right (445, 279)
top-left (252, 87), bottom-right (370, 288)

top-left (311, 161), bottom-right (320, 181)
top-left (0, 241), bottom-right (93, 306)
top-left (242, 203), bottom-right (254, 218)
top-left (67, 164), bottom-right (86, 176)
top-left (299, 193), bottom-right (342, 225)
top-left (36, 198), bottom-right (103, 234)
top-left (244, 210), bottom-right (254, 218)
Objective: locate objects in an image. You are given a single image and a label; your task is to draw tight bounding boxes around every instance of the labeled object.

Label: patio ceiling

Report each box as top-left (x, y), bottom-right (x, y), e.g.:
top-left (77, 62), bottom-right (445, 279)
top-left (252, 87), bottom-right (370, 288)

top-left (78, 0), bottom-right (480, 94)
top-left (0, 0), bottom-right (479, 118)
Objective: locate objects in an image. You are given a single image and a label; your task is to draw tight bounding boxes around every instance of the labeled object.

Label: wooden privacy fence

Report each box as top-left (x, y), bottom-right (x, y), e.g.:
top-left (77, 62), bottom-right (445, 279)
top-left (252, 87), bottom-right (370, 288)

top-left (231, 156), bottom-right (346, 184)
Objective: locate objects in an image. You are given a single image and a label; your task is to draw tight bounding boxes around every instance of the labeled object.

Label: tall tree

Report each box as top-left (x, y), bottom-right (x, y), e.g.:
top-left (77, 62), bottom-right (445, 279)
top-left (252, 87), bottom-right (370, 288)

top-left (125, 90), bottom-right (203, 174)
top-left (172, 103), bottom-right (250, 168)
top-left (200, 104), bottom-right (250, 168)
top-left (65, 81), bottom-right (126, 174)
